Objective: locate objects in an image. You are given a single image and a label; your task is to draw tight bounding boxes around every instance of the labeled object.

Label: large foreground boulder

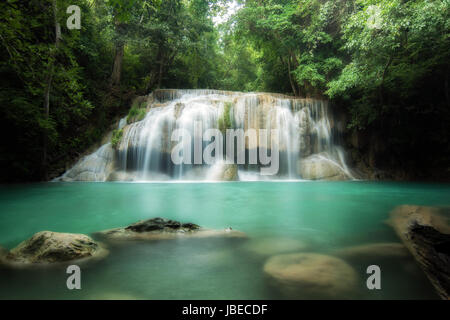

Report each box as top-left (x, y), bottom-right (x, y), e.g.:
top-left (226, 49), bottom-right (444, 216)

top-left (298, 154), bottom-right (349, 180)
top-left (263, 253), bottom-right (358, 299)
top-left (2, 231), bottom-right (108, 265)
top-left (98, 217), bottom-right (246, 241)
top-left (388, 205), bottom-right (450, 300)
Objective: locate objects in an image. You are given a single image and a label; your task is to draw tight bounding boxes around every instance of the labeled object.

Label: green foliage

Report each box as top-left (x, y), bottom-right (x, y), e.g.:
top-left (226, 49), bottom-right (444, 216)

top-left (218, 102), bottom-right (233, 133)
top-left (327, 0), bottom-right (450, 129)
top-left (0, 0), bottom-right (117, 181)
top-left (111, 128), bottom-right (124, 149)
top-left (231, 0), bottom-right (351, 96)
top-left (1, 0), bottom-right (448, 181)
top-left (126, 105), bottom-right (147, 123)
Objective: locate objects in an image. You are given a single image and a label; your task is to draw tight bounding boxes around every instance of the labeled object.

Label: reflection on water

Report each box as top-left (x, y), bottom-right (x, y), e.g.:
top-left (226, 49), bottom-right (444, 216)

top-left (0, 181), bottom-right (448, 299)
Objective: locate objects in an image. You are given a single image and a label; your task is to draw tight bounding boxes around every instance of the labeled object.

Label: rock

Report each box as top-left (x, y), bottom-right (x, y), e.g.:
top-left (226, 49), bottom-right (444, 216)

top-left (97, 217), bottom-right (247, 241)
top-left (3, 231), bottom-right (108, 265)
top-left (0, 245), bottom-right (7, 259)
top-left (244, 237), bottom-right (309, 256)
top-left (222, 164), bottom-right (238, 181)
top-left (333, 242), bottom-right (409, 263)
top-left (298, 154), bottom-right (349, 180)
top-left (206, 162), bottom-right (238, 181)
top-left (126, 217), bottom-right (199, 232)
top-left (263, 253), bottom-right (358, 299)
top-left (106, 171), bottom-right (136, 182)
top-left (58, 143), bottom-right (115, 182)
top-left (388, 205), bottom-right (450, 300)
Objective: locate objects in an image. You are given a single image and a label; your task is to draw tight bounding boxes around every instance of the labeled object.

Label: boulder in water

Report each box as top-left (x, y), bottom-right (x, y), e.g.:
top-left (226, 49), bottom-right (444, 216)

top-left (97, 217), bottom-right (247, 241)
top-left (298, 154), bottom-right (349, 180)
top-left (2, 231), bottom-right (108, 265)
top-left (388, 205), bottom-right (450, 300)
top-left (263, 253), bottom-right (358, 299)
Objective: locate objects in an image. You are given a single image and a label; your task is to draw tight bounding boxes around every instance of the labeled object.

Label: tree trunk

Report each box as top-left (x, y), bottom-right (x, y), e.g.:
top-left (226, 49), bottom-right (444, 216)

top-left (157, 57), bottom-right (164, 89)
top-left (110, 43), bottom-right (124, 87)
top-left (379, 55), bottom-right (394, 107)
top-left (146, 70), bottom-right (157, 92)
top-left (42, 0), bottom-right (61, 180)
top-left (289, 51), bottom-right (302, 97)
top-left (445, 72), bottom-right (449, 108)
top-left (286, 56), bottom-right (298, 96)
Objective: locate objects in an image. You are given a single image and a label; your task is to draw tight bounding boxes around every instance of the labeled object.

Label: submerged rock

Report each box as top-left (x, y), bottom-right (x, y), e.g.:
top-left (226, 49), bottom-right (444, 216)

top-left (388, 205), bottom-right (450, 300)
top-left (333, 242), bottom-right (409, 263)
top-left (2, 231), bottom-right (108, 265)
top-left (244, 237), bottom-right (309, 256)
top-left (298, 154), bottom-right (349, 180)
top-left (98, 217), bottom-right (246, 241)
top-left (263, 253), bottom-right (358, 299)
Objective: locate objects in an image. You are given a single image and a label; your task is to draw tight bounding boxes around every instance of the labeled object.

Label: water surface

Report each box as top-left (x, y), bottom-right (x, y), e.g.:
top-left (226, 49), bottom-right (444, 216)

top-left (0, 181), bottom-right (449, 299)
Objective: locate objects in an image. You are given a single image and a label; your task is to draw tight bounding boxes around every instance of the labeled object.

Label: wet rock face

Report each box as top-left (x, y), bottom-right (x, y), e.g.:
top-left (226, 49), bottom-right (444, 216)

top-left (263, 253), bottom-right (358, 299)
top-left (4, 231), bottom-right (106, 264)
top-left (298, 154), bottom-right (349, 180)
top-left (125, 218), bottom-right (200, 233)
top-left (58, 143), bottom-right (115, 182)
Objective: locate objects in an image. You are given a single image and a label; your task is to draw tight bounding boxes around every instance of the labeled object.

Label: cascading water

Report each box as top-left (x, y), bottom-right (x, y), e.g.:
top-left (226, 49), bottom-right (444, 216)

top-left (57, 89), bottom-right (354, 182)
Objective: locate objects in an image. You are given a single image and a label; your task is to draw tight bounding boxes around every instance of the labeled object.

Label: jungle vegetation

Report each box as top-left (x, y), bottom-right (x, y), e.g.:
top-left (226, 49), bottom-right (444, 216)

top-left (0, 0), bottom-right (448, 181)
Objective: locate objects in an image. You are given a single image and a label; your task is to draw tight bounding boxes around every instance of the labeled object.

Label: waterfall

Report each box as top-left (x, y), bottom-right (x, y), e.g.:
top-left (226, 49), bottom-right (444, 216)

top-left (58, 89), bottom-right (354, 182)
